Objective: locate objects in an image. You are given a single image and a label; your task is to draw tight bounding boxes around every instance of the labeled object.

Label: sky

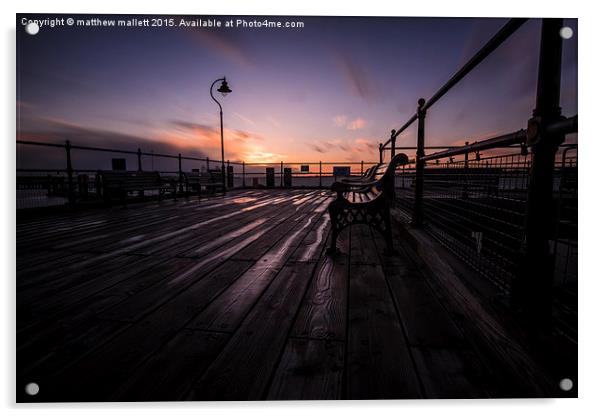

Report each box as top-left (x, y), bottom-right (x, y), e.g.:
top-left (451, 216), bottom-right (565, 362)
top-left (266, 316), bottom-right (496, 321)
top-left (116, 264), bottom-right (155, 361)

top-left (16, 15), bottom-right (577, 171)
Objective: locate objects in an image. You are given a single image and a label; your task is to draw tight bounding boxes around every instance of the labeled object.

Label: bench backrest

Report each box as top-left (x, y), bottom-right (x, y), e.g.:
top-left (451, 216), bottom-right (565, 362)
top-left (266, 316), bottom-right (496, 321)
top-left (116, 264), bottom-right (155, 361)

top-left (364, 154), bottom-right (409, 200)
top-left (101, 171), bottom-right (162, 188)
top-left (184, 171), bottom-right (220, 184)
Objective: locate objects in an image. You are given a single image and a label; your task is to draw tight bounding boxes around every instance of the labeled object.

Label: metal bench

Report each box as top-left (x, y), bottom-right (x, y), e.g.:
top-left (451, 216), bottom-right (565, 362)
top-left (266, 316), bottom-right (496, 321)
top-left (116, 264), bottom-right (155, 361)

top-left (100, 171), bottom-right (176, 205)
top-left (184, 171), bottom-right (224, 196)
top-left (341, 164), bottom-right (380, 185)
top-left (327, 153), bottom-right (409, 254)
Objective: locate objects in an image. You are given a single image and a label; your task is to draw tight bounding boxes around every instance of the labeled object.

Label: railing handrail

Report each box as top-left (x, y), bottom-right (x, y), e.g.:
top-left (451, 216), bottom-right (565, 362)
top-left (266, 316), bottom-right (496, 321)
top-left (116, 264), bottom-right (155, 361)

top-left (418, 114), bottom-right (577, 162)
top-left (16, 139), bottom-right (228, 164)
top-left (421, 130), bottom-right (526, 162)
top-left (383, 18), bottom-right (528, 148)
top-left (16, 139), bottom-right (383, 167)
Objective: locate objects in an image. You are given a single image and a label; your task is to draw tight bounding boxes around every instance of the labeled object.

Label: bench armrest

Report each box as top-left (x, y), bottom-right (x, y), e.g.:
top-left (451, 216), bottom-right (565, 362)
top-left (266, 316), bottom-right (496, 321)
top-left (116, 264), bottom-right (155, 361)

top-left (341, 177), bottom-right (371, 184)
top-left (331, 180), bottom-right (378, 200)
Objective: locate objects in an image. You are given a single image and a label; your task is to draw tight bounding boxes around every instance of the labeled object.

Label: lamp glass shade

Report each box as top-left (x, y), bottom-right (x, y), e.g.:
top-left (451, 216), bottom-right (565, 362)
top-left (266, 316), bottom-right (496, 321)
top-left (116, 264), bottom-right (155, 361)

top-left (217, 80), bottom-right (232, 97)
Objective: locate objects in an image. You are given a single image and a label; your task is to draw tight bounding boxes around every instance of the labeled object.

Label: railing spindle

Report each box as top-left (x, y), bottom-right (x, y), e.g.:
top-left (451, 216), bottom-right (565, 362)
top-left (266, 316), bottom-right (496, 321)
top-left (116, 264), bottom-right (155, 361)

top-left (412, 98), bottom-right (426, 226)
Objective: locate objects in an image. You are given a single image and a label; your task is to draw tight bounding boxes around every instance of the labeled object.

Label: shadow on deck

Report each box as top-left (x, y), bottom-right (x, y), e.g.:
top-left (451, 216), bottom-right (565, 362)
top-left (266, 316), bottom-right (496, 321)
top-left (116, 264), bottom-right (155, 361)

top-left (16, 189), bottom-right (569, 401)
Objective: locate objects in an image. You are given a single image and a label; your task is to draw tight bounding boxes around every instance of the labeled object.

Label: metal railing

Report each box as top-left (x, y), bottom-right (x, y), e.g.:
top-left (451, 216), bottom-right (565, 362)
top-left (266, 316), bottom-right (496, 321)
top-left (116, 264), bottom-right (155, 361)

top-left (16, 139), bottom-right (378, 209)
top-left (376, 17), bottom-right (578, 332)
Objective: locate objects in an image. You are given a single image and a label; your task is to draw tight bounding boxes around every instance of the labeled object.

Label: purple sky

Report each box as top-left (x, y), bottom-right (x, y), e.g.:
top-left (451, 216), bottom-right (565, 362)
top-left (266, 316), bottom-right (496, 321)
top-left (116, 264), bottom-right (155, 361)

top-left (16, 15), bottom-right (577, 170)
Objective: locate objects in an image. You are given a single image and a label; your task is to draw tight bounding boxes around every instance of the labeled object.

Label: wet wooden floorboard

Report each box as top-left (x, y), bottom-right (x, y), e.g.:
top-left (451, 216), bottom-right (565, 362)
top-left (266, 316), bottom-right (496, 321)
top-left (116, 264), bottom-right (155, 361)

top-left (17, 189), bottom-right (522, 401)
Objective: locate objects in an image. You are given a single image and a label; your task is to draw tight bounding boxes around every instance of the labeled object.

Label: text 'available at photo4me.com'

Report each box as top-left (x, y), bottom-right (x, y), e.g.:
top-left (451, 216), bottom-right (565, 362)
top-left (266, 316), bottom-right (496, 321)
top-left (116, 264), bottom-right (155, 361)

top-left (20, 15), bottom-right (306, 31)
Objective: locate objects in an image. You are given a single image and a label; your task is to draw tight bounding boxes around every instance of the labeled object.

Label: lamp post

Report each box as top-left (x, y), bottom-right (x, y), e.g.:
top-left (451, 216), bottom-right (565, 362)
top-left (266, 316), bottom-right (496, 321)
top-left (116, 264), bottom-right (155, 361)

top-left (210, 77), bottom-right (232, 190)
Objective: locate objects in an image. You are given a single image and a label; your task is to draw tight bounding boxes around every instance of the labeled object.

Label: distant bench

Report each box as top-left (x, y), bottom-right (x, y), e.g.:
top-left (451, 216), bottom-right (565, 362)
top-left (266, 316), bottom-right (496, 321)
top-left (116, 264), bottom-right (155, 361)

top-left (100, 171), bottom-right (176, 205)
top-left (328, 153), bottom-right (409, 254)
top-left (184, 170), bottom-right (224, 196)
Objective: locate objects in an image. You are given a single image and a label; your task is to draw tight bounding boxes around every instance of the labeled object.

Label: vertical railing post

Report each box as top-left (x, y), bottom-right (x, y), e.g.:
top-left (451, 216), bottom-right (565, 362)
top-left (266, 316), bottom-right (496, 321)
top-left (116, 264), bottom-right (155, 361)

top-left (462, 141), bottom-right (469, 199)
top-left (65, 140), bottom-right (75, 206)
top-left (319, 161), bottom-right (322, 189)
top-left (360, 160), bottom-right (364, 175)
top-left (412, 98), bottom-right (426, 226)
top-left (137, 148), bottom-right (142, 172)
top-left (280, 161), bottom-right (284, 188)
top-left (401, 164), bottom-right (405, 189)
top-left (206, 156), bottom-right (210, 172)
top-left (390, 129), bottom-right (396, 161)
top-left (514, 18), bottom-right (566, 326)
top-left (227, 160), bottom-right (231, 188)
top-left (178, 153), bottom-right (183, 194)
top-left (242, 161), bottom-right (246, 188)
top-left (379, 143), bottom-right (383, 163)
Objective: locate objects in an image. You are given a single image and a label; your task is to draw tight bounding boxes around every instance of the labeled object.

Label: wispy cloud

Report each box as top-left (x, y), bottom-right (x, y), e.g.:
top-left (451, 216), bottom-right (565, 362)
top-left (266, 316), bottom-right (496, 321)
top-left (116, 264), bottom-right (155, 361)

top-left (232, 112), bottom-right (256, 126)
top-left (333, 115), bottom-right (347, 127)
top-left (169, 119), bottom-right (266, 161)
top-left (346, 118), bottom-right (367, 131)
top-left (183, 27), bottom-right (254, 69)
top-left (333, 53), bottom-right (380, 101)
top-left (266, 116), bottom-right (281, 128)
top-left (333, 115), bottom-right (367, 130)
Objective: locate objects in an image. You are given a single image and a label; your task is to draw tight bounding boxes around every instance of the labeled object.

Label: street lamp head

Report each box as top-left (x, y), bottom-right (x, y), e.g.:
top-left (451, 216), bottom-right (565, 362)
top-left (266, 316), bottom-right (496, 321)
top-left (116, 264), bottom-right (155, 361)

top-left (217, 79), bottom-right (232, 97)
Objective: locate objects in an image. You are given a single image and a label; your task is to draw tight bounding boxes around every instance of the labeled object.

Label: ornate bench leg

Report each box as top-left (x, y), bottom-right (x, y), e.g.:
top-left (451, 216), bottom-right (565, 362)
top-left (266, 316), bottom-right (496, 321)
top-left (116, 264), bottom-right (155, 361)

top-left (327, 201), bottom-right (341, 256)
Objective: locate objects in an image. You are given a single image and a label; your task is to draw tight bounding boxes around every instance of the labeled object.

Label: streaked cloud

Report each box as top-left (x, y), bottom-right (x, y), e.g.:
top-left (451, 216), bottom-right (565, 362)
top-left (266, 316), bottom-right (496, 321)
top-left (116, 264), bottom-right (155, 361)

top-left (346, 118), bottom-right (367, 131)
top-left (333, 115), bottom-right (347, 127)
top-left (232, 112), bottom-right (256, 126)
top-left (333, 53), bottom-right (380, 101)
top-left (184, 28), bottom-right (254, 69)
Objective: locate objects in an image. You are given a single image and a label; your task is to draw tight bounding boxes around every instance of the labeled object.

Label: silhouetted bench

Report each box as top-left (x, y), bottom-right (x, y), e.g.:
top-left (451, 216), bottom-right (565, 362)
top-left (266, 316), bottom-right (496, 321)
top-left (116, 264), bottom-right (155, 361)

top-left (328, 153), bottom-right (409, 254)
top-left (184, 171), bottom-right (224, 196)
top-left (101, 171), bottom-right (176, 205)
top-left (341, 164), bottom-right (379, 185)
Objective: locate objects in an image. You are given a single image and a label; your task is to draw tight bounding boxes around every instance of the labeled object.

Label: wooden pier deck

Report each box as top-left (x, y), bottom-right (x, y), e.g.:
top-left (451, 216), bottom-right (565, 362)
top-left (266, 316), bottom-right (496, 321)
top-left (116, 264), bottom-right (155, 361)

top-left (16, 189), bottom-right (558, 401)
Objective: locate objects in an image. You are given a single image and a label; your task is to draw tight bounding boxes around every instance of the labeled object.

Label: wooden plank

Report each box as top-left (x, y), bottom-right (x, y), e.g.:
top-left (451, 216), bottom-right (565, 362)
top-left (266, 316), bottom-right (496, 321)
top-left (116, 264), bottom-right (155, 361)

top-left (291, 228), bottom-right (348, 341)
top-left (371, 228), bottom-right (468, 349)
top-left (349, 224), bottom-right (379, 265)
top-left (17, 253), bottom-right (192, 326)
top-left (41, 260), bottom-right (254, 401)
top-left (17, 257), bottom-right (199, 369)
top-left (229, 197), bottom-right (328, 262)
top-left (184, 263), bottom-right (316, 401)
top-left (17, 319), bottom-right (128, 400)
top-left (409, 347), bottom-right (491, 398)
top-left (100, 195), bottom-right (322, 323)
top-left (185, 262), bottom-right (280, 332)
top-left (345, 225), bottom-right (422, 399)
top-left (400, 227), bottom-right (556, 397)
top-left (187, 198), bottom-right (328, 332)
top-left (266, 338), bottom-right (345, 400)
top-left (110, 329), bottom-right (229, 401)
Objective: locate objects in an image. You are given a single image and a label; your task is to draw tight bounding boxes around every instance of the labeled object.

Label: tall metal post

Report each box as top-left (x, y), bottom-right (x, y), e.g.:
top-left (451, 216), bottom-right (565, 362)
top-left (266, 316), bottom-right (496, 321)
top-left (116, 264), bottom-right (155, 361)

top-left (65, 140), bottom-right (75, 206)
top-left (210, 77), bottom-right (232, 192)
top-left (319, 161), bottom-right (322, 188)
top-left (206, 156), bottom-right (210, 172)
top-left (379, 143), bottom-right (383, 163)
top-left (390, 129), bottom-right (396, 160)
top-left (242, 161), bottom-right (246, 188)
top-left (514, 18), bottom-right (566, 326)
top-left (227, 160), bottom-right (231, 188)
top-left (220, 109), bottom-right (225, 190)
top-left (360, 160), bottom-right (364, 175)
top-left (280, 161), bottom-right (284, 188)
top-left (178, 153), bottom-right (183, 194)
top-left (412, 98), bottom-right (426, 226)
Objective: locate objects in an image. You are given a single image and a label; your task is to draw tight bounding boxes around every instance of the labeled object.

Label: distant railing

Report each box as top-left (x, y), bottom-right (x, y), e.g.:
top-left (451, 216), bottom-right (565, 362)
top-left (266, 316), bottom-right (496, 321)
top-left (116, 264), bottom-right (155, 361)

top-left (376, 16), bottom-right (578, 335)
top-left (16, 139), bottom-right (379, 209)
